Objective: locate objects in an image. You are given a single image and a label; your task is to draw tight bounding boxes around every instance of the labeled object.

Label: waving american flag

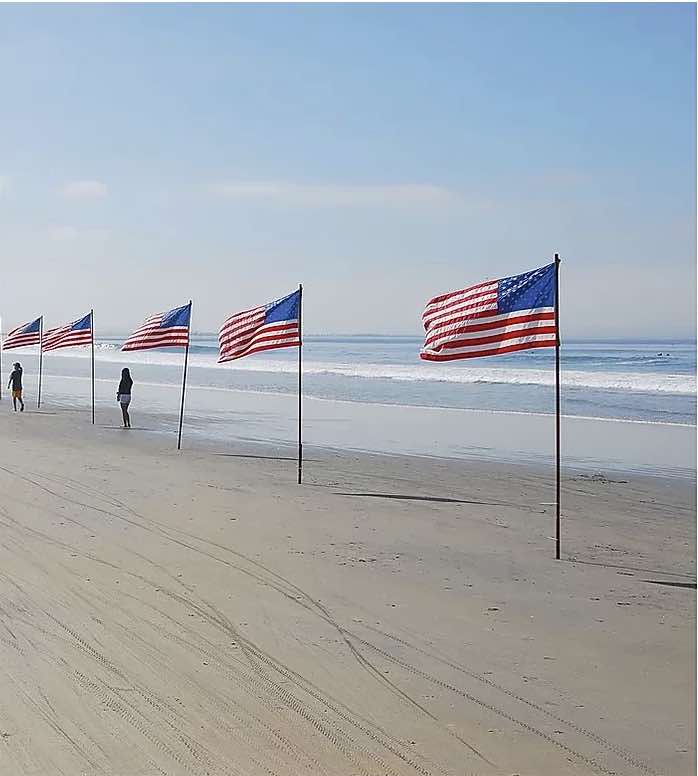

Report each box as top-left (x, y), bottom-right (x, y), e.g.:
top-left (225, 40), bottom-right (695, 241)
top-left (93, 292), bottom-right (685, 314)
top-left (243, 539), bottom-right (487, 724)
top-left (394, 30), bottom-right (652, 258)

top-left (122, 303), bottom-right (191, 351)
top-left (3, 317), bottom-right (41, 350)
top-left (421, 263), bottom-right (557, 361)
top-left (218, 289), bottom-right (301, 362)
top-left (43, 313), bottom-right (93, 352)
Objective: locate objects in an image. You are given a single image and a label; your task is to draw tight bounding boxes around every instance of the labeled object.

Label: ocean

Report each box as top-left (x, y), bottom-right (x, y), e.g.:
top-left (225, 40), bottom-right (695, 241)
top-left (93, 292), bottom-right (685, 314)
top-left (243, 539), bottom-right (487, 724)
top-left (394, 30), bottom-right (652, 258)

top-left (3, 335), bottom-right (696, 476)
top-left (57, 334), bottom-right (696, 422)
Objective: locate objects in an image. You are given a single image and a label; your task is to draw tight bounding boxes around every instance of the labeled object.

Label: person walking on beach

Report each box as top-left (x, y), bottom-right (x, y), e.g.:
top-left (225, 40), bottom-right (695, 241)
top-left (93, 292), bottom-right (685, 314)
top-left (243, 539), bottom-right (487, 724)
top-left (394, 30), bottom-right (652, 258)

top-left (117, 367), bottom-right (133, 428)
top-left (8, 362), bottom-right (24, 412)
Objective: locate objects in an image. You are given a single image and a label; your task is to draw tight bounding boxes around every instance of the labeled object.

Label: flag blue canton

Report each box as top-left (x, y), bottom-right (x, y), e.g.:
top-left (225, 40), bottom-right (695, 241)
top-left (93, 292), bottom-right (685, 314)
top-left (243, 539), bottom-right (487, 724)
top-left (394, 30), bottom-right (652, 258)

top-left (21, 318), bottom-right (41, 334)
top-left (71, 314), bottom-right (93, 331)
top-left (498, 263), bottom-right (556, 314)
top-left (160, 304), bottom-right (192, 329)
top-left (265, 290), bottom-right (301, 324)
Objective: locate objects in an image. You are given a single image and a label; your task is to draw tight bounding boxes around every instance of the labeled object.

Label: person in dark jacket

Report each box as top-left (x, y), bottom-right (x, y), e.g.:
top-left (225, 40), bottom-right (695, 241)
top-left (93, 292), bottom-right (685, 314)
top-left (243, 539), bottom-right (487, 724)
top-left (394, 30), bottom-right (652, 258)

top-left (7, 362), bottom-right (24, 412)
top-left (116, 367), bottom-right (133, 428)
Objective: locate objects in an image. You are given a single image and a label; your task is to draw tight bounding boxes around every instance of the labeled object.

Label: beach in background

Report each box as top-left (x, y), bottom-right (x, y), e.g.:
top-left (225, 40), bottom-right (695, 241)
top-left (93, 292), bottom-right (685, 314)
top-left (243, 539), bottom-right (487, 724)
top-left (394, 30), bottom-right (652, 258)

top-left (3, 334), bottom-right (695, 477)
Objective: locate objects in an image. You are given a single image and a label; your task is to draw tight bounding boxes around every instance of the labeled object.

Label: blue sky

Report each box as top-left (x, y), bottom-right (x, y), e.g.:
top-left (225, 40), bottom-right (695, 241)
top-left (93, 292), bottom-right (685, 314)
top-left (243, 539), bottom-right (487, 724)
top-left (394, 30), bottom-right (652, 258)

top-left (0, 3), bottom-right (695, 336)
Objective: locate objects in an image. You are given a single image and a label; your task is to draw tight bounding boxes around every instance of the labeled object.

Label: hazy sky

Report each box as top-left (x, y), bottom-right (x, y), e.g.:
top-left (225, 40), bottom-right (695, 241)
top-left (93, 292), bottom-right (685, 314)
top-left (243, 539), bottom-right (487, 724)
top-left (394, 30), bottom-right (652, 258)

top-left (0, 3), bottom-right (695, 337)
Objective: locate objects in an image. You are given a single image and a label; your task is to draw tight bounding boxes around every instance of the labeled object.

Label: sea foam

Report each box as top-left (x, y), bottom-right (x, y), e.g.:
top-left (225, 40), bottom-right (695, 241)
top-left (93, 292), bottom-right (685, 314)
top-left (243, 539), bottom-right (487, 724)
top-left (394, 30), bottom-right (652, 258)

top-left (26, 342), bottom-right (696, 395)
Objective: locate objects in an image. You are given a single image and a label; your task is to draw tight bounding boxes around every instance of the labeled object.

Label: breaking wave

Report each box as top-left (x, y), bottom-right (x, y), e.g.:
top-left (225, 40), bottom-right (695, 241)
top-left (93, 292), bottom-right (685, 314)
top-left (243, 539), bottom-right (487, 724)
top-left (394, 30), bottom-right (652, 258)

top-left (24, 341), bottom-right (695, 395)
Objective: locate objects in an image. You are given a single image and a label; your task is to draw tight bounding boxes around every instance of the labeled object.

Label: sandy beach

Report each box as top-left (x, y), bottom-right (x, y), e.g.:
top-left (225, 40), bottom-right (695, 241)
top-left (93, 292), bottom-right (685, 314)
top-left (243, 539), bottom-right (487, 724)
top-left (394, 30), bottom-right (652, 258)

top-left (1, 1), bottom-right (695, 774)
top-left (0, 406), bottom-right (694, 776)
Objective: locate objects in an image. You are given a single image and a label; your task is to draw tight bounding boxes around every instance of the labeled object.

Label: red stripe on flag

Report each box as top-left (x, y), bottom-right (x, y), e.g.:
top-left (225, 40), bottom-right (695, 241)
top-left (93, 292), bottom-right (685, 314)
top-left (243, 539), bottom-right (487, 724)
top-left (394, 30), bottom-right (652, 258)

top-left (424, 311), bottom-right (556, 348)
top-left (420, 338), bottom-right (557, 361)
top-left (219, 328), bottom-right (299, 361)
top-left (422, 287), bottom-right (499, 324)
top-left (3, 334), bottom-right (41, 349)
top-left (436, 325), bottom-right (558, 351)
top-left (219, 320), bottom-right (296, 349)
top-left (221, 340), bottom-right (300, 362)
top-left (422, 279), bottom-right (497, 311)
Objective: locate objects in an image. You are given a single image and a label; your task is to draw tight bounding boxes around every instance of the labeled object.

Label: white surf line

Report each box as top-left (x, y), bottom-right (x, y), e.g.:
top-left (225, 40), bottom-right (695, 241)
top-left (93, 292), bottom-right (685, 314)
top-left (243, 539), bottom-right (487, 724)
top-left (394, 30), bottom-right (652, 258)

top-left (22, 344), bottom-right (697, 395)
top-left (38, 375), bottom-right (697, 429)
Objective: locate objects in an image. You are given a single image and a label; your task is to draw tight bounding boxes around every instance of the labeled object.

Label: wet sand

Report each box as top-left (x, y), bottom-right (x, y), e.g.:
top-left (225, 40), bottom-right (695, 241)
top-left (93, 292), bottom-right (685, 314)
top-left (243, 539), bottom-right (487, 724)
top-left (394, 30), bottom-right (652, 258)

top-left (24, 372), bottom-right (698, 477)
top-left (0, 406), bottom-right (694, 775)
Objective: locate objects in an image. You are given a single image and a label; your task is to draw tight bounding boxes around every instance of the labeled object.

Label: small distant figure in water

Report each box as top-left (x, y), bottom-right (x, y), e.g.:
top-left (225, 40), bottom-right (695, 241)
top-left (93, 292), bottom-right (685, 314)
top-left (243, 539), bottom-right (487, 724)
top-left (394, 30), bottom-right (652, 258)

top-left (117, 367), bottom-right (133, 428)
top-left (8, 362), bottom-right (24, 412)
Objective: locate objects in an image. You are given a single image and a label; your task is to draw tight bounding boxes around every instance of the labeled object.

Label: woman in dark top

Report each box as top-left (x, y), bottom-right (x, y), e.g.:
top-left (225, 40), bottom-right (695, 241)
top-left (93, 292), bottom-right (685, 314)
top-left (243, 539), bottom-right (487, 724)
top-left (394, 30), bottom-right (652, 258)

top-left (117, 368), bottom-right (133, 428)
top-left (8, 362), bottom-right (24, 412)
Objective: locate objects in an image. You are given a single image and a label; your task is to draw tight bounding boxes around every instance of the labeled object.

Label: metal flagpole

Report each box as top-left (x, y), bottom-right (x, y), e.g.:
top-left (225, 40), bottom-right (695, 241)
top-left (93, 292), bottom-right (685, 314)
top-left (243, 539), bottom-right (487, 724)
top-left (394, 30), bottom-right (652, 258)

top-left (38, 316), bottom-right (43, 408)
top-left (177, 301), bottom-right (192, 451)
top-left (554, 254), bottom-right (562, 560)
top-left (91, 309), bottom-right (95, 424)
top-left (297, 284), bottom-right (303, 485)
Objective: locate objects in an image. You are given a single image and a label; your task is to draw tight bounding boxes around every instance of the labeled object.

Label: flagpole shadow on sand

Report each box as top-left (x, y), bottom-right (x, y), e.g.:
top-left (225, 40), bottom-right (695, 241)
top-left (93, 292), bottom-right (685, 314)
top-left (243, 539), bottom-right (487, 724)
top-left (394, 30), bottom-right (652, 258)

top-left (335, 492), bottom-right (506, 506)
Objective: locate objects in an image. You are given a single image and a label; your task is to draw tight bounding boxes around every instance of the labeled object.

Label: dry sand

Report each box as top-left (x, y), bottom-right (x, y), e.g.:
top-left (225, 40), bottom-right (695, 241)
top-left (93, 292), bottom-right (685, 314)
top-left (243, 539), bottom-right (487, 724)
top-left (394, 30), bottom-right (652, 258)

top-left (0, 406), bottom-right (694, 776)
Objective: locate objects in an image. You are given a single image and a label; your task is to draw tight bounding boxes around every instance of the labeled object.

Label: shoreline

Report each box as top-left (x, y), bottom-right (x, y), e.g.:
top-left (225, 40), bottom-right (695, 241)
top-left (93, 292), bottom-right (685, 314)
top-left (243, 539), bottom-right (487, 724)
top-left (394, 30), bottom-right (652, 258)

top-left (15, 378), bottom-right (696, 480)
top-left (14, 369), bottom-right (698, 426)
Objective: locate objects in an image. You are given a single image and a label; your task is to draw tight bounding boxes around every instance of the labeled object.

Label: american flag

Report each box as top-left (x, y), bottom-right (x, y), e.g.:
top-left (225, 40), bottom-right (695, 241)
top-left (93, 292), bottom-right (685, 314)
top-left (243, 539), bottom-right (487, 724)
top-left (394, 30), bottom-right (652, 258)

top-left (3, 317), bottom-right (41, 350)
top-left (421, 263), bottom-right (557, 361)
top-left (122, 303), bottom-right (191, 351)
top-left (42, 313), bottom-right (93, 352)
top-left (219, 289), bottom-right (301, 362)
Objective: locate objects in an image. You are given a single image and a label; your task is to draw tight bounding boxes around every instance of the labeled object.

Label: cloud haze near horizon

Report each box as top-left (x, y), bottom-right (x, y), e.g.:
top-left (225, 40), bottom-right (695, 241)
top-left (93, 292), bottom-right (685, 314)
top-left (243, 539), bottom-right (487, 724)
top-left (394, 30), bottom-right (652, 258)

top-left (0, 4), bottom-right (695, 339)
